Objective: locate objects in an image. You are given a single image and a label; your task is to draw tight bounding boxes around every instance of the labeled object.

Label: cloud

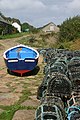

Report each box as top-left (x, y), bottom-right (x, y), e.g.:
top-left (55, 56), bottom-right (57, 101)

top-left (64, 0), bottom-right (80, 17)
top-left (0, 0), bottom-right (80, 27)
top-left (68, 0), bottom-right (80, 10)
top-left (50, 5), bottom-right (59, 11)
top-left (0, 0), bottom-right (46, 10)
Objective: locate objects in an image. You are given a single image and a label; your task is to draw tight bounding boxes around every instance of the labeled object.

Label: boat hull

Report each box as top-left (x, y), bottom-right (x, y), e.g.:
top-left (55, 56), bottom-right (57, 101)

top-left (4, 58), bottom-right (38, 75)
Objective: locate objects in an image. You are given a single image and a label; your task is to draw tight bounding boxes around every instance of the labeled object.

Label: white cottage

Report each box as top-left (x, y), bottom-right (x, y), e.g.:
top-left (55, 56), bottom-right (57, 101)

top-left (12, 22), bottom-right (21, 33)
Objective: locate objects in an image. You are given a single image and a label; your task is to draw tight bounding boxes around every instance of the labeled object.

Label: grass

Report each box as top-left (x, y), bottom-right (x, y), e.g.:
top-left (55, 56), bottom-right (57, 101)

top-left (0, 104), bottom-right (23, 120)
top-left (0, 32), bottom-right (29, 40)
top-left (0, 31), bottom-right (58, 48)
top-left (17, 36), bottom-right (31, 45)
top-left (0, 78), bottom-right (37, 120)
top-left (0, 81), bottom-right (35, 120)
top-left (17, 32), bottom-right (58, 48)
top-left (0, 31), bottom-right (80, 50)
top-left (18, 83), bottom-right (32, 104)
top-left (0, 85), bottom-right (33, 120)
top-left (0, 103), bottom-right (37, 120)
top-left (53, 38), bottom-right (80, 50)
top-left (70, 38), bottom-right (80, 50)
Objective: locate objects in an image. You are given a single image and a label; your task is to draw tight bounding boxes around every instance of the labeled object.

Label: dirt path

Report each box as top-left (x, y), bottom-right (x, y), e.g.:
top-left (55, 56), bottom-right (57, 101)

top-left (0, 37), bottom-right (44, 120)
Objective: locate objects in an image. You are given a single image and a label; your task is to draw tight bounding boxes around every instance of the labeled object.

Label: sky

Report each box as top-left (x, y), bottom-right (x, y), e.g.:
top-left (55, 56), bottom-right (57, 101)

top-left (0, 0), bottom-right (80, 27)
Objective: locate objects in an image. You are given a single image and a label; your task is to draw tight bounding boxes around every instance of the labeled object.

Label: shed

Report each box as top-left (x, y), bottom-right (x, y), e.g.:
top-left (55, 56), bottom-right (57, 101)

top-left (42, 22), bottom-right (59, 33)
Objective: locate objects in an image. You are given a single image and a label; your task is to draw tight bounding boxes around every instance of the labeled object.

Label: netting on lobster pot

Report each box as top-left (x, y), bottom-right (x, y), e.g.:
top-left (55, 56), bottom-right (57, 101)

top-left (70, 113), bottom-right (80, 120)
top-left (68, 57), bottom-right (80, 84)
top-left (47, 73), bottom-right (72, 99)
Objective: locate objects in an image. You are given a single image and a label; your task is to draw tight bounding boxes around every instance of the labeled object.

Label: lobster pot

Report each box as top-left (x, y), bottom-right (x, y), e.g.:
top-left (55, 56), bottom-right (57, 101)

top-left (47, 73), bottom-right (72, 98)
top-left (68, 57), bottom-right (80, 83)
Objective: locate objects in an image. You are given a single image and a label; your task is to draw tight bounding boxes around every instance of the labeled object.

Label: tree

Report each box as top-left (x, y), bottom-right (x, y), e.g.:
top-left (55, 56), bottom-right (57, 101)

top-left (21, 22), bottom-right (38, 33)
top-left (59, 16), bottom-right (80, 42)
top-left (22, 22), bottom-right (33, 32)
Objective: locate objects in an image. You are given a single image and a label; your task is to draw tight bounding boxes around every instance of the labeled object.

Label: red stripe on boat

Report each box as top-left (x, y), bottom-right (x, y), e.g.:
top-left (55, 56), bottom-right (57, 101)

top-left (12, 70), bottom-right (30, 76)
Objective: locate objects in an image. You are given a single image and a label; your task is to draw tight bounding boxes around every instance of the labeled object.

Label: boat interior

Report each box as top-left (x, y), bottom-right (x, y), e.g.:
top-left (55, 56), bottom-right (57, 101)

top-left (6, 47), bottom-right (37, 59)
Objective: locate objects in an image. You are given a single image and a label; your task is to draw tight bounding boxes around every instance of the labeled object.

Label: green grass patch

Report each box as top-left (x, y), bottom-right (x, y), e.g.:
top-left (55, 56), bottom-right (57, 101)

top-left (17, 37), bottom-right (30, 45)
top-left (53, 40), bottom-right (72, 50)
top-left (0, 104), bottom-right (25, 120)
top-left (26, 106), bottom-right (37, 110)
top-left (0, 32), bottom-right (29, 40)
top-left (17, 33), bottom-right (56, 48)
top-left (0, 104), bottom-right (37, 120)
top-left (18, 88), bottom-right (32, 104)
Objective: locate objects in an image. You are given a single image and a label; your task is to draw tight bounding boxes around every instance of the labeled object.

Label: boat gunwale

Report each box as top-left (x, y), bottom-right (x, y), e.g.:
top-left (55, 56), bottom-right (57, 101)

top-left (3, 44), bottom-right (39, 60)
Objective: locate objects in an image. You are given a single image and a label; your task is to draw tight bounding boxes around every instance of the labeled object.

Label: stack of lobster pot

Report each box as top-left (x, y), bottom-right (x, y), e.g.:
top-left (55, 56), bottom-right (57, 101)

top-left (35, 49), bottom-right (74, 120)
top-left (35, 49), bottom-right (80, 120)
top-left (68, 56), bottom-right (80, 92)
top-left (67, 51), bottom-right (80, 120)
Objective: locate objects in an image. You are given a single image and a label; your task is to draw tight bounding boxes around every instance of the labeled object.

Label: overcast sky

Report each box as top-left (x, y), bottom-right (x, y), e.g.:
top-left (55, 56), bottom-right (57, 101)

top-left (0, 0), bottom-right (80, 27)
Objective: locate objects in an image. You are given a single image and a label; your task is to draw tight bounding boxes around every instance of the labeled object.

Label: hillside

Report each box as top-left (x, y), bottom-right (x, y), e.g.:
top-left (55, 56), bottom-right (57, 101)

top-left (0, 31), bottom-right (80, 50)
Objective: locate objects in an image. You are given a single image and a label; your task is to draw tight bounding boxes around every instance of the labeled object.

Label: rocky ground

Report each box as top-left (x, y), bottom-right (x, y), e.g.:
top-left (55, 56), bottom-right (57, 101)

top-left (0, 37), bottom-right (45, 120)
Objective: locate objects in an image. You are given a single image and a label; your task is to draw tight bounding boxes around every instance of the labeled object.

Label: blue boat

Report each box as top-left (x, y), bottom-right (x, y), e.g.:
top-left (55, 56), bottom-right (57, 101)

top-left (3, 44), bottom-right (39, 76)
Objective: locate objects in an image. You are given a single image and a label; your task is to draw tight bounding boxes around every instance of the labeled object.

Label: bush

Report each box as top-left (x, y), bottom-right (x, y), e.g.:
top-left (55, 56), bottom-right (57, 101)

top-left (59, 16), bottom-right (80, 42)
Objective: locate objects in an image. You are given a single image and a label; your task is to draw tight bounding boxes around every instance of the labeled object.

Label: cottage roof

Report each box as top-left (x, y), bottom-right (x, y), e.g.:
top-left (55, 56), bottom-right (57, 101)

top-left (42, 22), bottom-right (57, 28)
top-left (0, 16), bottom-right (11, 25)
